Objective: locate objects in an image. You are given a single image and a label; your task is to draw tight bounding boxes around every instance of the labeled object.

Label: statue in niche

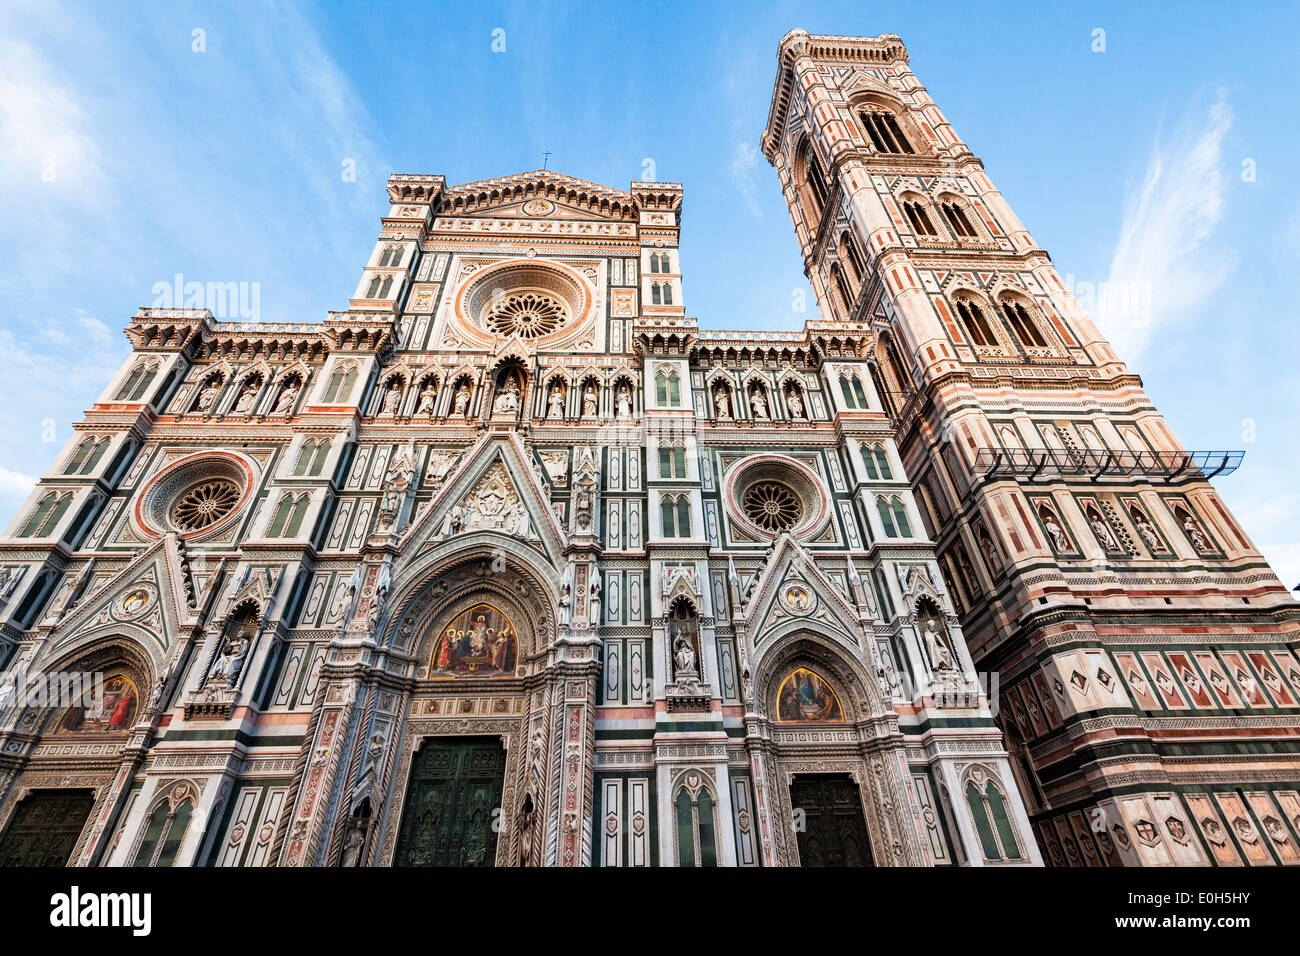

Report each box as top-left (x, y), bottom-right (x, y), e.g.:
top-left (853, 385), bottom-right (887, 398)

top-left (558, 580), bottom-right (571, 627)
top-left (581, 385), bottom-right (598, 418)
top-left (1131, 509), bottom-right (1161, 551)
top-left (453, 383), bottom-right (472, 416)
top-left (589, 570), bottom-right (602, 625)
top-left (787, 390), bottom-right (805, 420)
top-left (212, 634), bottom-right (250, 683)
top-left (340, 817), bottom-right (367, 868)
top-left (673, 633), bottom-right (697, 677)
top-left (1088, 510), bottom-right (1117, 550)
top-left (616, 386), bottom-right (633, 420)
top-left (233, 385), bottom-right (257, 414)
top-left (381, 383), bottom-right (403, 416)
top-left (517, 794), bottom-right (537, 867)
top-left (713, 387), bottom-right (731, 419)
top-left (493, 376), bottom-right (521, 414)
top-left (1041, 509), bottom-right (1070, 552)
top-left (669, 602), bottom-right (700, 679)
top-left (274, 383), bottom-right (299, 415)
top-left (1181, 511), bottom-right (1211, 551)
top-left (922, 618), bottom-right (956, 672)
top-left (196, 382), bottom-right (220, 411)
top-left (751, 390), bottom-right (769, 419)
top-left (547, 388), bottom-right (565, 420)
top-left (416, 384), bottom-right (436, 415)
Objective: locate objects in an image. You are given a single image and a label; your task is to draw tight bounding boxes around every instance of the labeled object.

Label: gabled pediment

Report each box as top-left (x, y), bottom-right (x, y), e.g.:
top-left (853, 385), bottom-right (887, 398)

top-left (744, 535), bottom-right (863, 653)
top-left (399, 433), bottom-right (567, 569)
top-left (43, 534), bottom-right (196, 668)
top-left (439, 170), bottom-right (638, 222)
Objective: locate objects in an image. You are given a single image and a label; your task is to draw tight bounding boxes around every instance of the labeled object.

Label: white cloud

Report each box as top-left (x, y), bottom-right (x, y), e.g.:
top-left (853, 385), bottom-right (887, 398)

top-left (731, 141), bottom-right (762, 218)
top-left (0, 34), bottom-right (105, 190)
top-left (77, 315), bottom-right (112, 340)
top-left (1103, 92), bottom-right (1233, 362)
top-left (0, 467), bottom-right (37, 499)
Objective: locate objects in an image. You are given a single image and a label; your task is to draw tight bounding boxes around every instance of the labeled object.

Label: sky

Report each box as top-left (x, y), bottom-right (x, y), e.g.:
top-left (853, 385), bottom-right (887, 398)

top-left (0, 0), bottom-right (1296, 587)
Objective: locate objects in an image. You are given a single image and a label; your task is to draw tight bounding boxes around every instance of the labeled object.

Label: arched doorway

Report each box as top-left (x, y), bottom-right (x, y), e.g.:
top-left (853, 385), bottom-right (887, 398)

top-left (371, 546), bottom-right (561, 867)
top-left (751, 633), bottom-right (904, 867)
top-left (0, 635), bottom-right (155, 867)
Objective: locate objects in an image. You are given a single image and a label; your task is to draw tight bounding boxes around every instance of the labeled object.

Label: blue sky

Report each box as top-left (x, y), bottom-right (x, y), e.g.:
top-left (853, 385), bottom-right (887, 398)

top-left (1, 0), bottom-right (1296, 586)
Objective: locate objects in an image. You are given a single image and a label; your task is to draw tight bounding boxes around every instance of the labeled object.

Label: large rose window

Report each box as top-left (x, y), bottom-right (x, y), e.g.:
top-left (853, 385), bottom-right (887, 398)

top-left (485, 291), bottom-right (568, 338)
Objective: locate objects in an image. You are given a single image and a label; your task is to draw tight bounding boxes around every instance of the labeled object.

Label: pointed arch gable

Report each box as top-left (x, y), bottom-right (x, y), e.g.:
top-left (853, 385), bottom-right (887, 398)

top-left (742, 538), bottom-right (865, 660)
top-left (42, 535), bottom-right (194, 668)
top-left (395, 433), bottom-right (568, 573)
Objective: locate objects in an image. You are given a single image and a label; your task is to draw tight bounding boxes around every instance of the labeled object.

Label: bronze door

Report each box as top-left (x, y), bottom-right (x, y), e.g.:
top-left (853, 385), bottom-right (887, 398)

top-left (394, 737), bottom-right (506, 867)
top-left (0, 788), bottom-right (95, 866)
top-left (790, 774), bottom-right (874, 867)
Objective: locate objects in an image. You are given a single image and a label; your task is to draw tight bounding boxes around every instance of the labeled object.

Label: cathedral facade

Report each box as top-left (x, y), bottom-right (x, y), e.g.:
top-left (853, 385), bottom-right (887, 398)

top-left (0, 31), bottom-right (1292, 869)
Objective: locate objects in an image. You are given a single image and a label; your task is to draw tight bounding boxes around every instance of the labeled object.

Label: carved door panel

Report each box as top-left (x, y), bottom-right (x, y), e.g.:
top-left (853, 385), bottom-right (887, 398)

top-left (0, 788), bottom-right (95, 866)
top-left (395, 737), bottom-right (506, 867)
top-left (790, 774), bottom-right (874, 867)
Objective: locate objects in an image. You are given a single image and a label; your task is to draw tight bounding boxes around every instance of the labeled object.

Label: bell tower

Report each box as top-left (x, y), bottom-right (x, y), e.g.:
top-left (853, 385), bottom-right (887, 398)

top-left (764, 30), bottom-right (1300, 866)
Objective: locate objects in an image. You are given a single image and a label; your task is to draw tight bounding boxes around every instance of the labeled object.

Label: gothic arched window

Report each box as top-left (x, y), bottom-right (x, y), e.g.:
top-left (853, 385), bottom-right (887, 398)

top-left (662, 283), bottom-right (673, 305)
top-left (132, 795), bottom-right (195, 868)
top-left (876, 495), bottom-right (911, 538)
top-left (902, 199), bottom-right (937, 236)
top-left (379, 276), bottom-right (394, 298)
top-left (660, 495), bottom-right (676, 537)
top-left (115, 361), bottom-right (159, 402)
top-left (859, 109), bottom-right (915, 154)
top-left (651, 283), bottom-right (661, 305)
top-left (674, 784), bottom-right (718, 867)
top-left (366, 275), bottom-right (382, 298)
top-left (655, 369), bottom-right (681, 407)
top-left (659, 442), bottom-right (687, 478)
top-left (19, 491), bottom-right (74, 538)
top-left (941, 200), bottom-right (979, 238)
top-left (955, 299), bottom-right (997, 348)
top-left (1000, 297), bottom-right (1049, 348)
top-left (294, 439), bottom-right (329, 477)
top-left (65, 437), bottom-right (108, 475)
top-left (861, 443), bottom-right (892, 480)
top-left (795, 137), bottom-right (830, 223)
top-left (838, 232), bottom-right (866, 295)
top-left (661, 495), bottom-right (691, 538)
top-left (964, 775), bottom-right (1022, 862)
top-left (323, 364), bottom-right (358, 404)
top-left (837, 373), bottom-right (868, 409)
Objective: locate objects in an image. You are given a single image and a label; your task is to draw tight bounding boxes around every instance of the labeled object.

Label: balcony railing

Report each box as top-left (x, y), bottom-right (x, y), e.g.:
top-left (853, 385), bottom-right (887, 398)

top-left (972, 447), bottom-right (1243, 482)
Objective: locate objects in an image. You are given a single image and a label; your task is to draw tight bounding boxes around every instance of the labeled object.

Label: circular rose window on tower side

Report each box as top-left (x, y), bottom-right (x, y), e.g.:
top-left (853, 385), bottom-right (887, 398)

top-left (134, 452), bottom-right (254, 540)
top-left (724, 455), bottom-right (830, 541)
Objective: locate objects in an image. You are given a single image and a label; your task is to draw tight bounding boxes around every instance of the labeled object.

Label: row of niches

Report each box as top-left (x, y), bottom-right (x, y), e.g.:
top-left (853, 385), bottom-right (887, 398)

top-left (365, 365), bottom-right (641, 422)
